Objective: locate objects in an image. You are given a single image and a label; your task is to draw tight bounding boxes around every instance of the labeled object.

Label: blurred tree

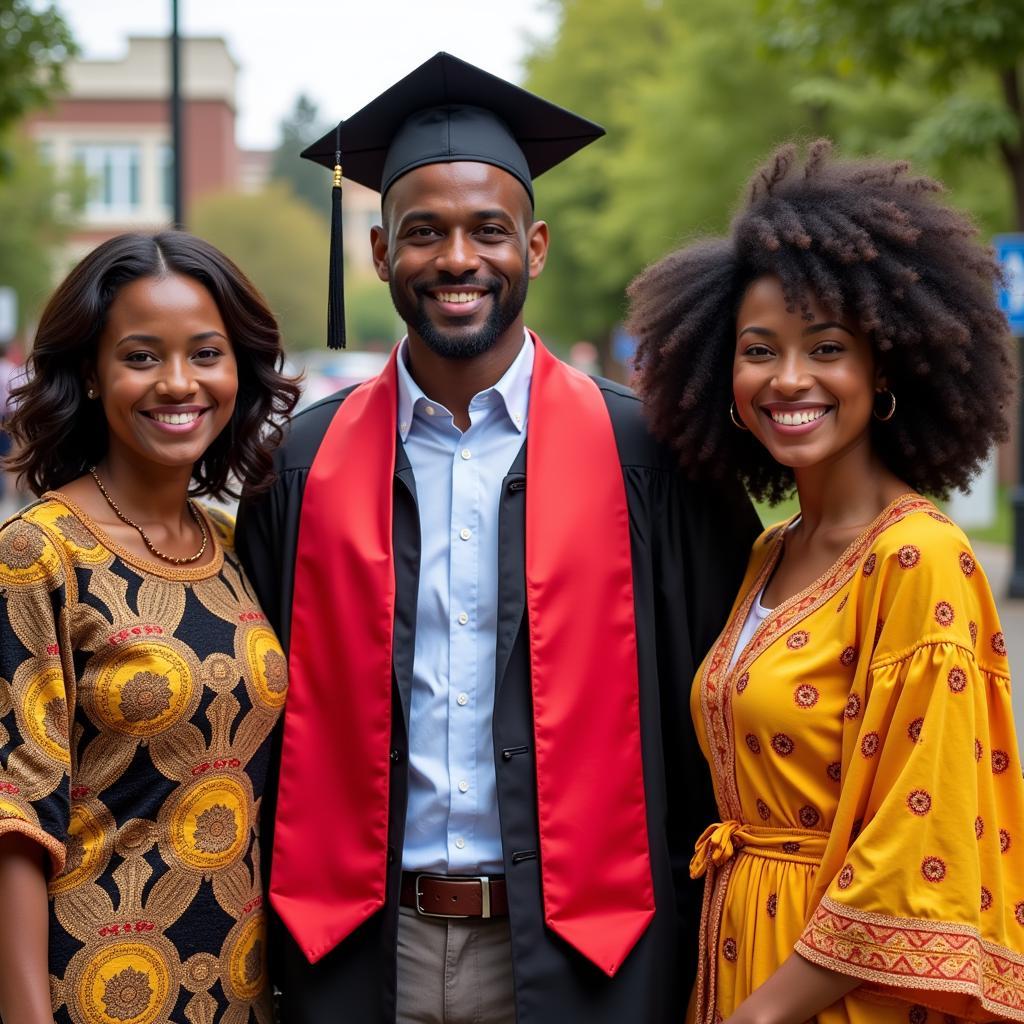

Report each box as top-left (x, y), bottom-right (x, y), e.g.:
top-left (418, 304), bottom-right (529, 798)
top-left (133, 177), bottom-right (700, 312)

top-left (270, 94), bottom-right (331, 217)
top-left (346, 277), bottom-right (400, 346)
top-left (192, 182), bottom-right (396, 350)
top-left (523, 0), bottom-right (811, 365)
top-left (763, 0), bottom-right (1024, 228)
top-left (0, 1), bottom-right (76, 170)
top-left (192, 183), bottom-right (328, 351)
top-left (0, 134), bottom-right (84, 331)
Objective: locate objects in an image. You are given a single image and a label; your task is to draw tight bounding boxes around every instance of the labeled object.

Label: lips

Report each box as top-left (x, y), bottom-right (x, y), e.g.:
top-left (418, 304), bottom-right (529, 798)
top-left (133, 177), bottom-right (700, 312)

top-left (760, 403), bottom-right (834, 434)
top-left (140, 405), bottom-right (210, 434)
top-left (418, 279), bottom-right (497, 319)
top-left (767, 406), bottom-right (830, 426)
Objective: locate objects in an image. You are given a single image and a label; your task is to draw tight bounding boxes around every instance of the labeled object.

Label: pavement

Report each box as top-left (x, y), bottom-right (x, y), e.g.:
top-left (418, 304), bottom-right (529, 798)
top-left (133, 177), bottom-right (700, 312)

top-left (971, 542), bottom-right (1024, 753)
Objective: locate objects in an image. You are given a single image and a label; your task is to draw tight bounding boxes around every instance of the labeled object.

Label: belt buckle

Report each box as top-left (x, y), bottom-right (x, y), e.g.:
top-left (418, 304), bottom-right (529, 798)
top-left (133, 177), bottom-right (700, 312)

top-left (413, 874), bottom-right (491, 919)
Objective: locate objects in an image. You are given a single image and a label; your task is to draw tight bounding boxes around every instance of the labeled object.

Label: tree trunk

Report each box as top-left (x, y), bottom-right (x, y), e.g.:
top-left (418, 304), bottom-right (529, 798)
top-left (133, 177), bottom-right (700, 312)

top-left (999, 64), bottom-right (1024, 232)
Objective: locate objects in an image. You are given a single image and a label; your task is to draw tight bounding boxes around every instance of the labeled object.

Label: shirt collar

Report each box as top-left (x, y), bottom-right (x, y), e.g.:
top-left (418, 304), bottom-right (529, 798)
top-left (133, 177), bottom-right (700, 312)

top-left (396, 330), bottom-right (534, 442)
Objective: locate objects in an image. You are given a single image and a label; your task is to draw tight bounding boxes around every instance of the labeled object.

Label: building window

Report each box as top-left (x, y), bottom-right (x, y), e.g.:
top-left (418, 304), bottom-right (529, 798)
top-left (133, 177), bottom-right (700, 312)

top-left (73, 144), bottom-right (141, 214)
top-left (159, 143), bottom-right (173, 212)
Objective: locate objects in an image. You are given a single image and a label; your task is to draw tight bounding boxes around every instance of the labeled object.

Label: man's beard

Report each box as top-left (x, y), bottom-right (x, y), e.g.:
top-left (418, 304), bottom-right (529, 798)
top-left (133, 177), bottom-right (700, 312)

top-left (389, 269), bottom-right (528, 360)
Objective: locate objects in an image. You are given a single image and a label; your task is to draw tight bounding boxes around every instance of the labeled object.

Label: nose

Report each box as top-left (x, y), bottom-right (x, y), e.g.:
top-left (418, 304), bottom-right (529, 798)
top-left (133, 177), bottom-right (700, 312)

top-left (773, 351), bottom-right (813, 394)
top-left (434, 229), bottom-right (480, 277)
top-left (155, 355), bottom-right (196, 399)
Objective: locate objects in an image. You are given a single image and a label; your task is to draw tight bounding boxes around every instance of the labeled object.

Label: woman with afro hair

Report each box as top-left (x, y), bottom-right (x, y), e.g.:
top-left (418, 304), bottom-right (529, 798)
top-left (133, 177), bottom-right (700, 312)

top-left (628, 140), bottom-right (1024, 1024)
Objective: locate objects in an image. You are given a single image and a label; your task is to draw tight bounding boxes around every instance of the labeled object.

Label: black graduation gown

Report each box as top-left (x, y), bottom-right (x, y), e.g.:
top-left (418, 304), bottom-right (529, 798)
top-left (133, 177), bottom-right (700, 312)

top-left (235, 374), bottom-right (761, 1024)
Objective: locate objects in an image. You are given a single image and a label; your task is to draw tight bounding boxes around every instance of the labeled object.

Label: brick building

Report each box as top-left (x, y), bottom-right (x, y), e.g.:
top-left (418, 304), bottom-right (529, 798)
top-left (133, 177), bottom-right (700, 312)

top-left (25, 36), bottom-right (240, 265)
top-left (24, 35), bottom-right (380, 278)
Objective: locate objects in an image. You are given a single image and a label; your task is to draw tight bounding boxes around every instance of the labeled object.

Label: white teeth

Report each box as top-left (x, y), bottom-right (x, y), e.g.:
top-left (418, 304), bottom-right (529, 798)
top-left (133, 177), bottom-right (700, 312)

top-left (771, 408), bottom-right (828, 426)
top-left (437, 292), bottom-right (480, 304)
top-left (151, 410), bottom-right (200, 425)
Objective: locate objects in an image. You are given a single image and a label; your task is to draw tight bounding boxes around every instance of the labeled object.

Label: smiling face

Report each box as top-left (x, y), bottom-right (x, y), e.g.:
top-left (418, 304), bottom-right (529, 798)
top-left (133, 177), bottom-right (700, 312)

top-left (372, 160), bottom-right (548, 359)
top-left (89, 273), bottom-right (238, 475)
top-left (733, 276), bottom-right (882, 473)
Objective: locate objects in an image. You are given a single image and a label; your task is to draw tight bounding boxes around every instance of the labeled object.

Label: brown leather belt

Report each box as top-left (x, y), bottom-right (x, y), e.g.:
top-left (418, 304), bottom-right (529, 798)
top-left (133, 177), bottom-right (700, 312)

top-left (399, 872), bottom-right (509, 918)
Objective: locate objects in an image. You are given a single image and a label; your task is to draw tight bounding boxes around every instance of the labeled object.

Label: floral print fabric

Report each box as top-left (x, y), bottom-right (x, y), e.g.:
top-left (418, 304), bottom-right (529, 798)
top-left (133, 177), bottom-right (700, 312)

top-left (0, 496), bottom-right (286, 1024)
top-left (691, 496), bottom-right (1024, 1023)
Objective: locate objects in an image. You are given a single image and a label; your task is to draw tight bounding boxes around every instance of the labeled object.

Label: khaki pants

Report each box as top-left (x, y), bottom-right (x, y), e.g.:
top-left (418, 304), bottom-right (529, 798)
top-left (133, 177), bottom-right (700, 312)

top-left (395, 906), bottom-right (516, 1024)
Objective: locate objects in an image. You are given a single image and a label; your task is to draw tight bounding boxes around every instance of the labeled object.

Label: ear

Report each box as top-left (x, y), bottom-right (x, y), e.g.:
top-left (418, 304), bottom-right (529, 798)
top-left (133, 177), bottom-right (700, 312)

top-left (83, 366), bottom-right (98, 398)
top-left (874, 365), bottom-right (888, 392)
top-left (370, 224), bottom-right (390, 282)
top-left (526, 220), bottom-right (549, 280)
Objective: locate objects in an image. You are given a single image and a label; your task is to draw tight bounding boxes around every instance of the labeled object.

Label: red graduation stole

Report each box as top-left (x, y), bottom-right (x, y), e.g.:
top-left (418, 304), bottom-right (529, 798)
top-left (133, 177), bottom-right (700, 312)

top-left (270, 333), bottom-right (654, 975)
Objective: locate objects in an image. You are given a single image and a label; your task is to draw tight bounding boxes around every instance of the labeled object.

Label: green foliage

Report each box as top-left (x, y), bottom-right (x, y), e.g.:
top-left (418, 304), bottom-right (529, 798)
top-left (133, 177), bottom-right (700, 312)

top-left (270, 94), bottom-right (331, 218)
top-left (191, 183), bottom-right (329, 351)
top-left (762, 0), bottom-right (1024, 227)
top-left (0, 1), bottom-right (76, 153)
top-left (522, 0), bottom-right (1024, 355)
top-left (191, 182), bottom-right (395, 350)
top-left (345, 277), bottom-right (400, 346)
top-left (522, 0), bottom-right (813, 354)
top-left (764, 0), bottom-right (1024, 80)
top-left (0, 134), bottom-right (84, 330)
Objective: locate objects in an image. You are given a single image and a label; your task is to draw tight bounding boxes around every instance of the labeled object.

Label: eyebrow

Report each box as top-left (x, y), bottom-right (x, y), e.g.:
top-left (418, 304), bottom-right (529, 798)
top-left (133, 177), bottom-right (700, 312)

top-left (397, 208), bottom-right (517, 231)
top-left (116, 331), bottom-right (228, 348)
top-left (804, 321), bottom-right (856, 337)
top-left (472, 209), bottom-right (516, 223)
top-left (737, 321), bottom-right (856, 340)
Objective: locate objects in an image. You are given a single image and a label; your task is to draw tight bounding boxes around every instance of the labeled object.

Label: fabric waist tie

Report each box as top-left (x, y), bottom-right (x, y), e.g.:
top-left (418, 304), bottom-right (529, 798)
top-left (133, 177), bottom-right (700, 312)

top-left (690, 820), bottom-right (829, 879)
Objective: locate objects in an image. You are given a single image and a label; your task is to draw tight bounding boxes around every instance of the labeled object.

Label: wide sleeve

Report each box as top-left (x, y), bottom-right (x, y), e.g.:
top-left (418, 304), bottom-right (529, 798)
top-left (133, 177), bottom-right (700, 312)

top-left (796, 530), bottom-right (1024, 1022)
top-left (0, 517), bottom-right (74, 876)
top-left (654, 471), bottom-right (761, 988)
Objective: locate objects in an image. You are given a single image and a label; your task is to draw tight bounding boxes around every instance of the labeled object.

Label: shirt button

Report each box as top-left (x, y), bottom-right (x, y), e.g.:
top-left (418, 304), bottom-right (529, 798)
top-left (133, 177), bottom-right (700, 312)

top-left (455, 837), bottom-right (466, 850)
top-left (459, 527), bottom-right (471, 541)
top-left (425, 405), bottom-right (436, 416)
top-left (400, 421), bottom-right (409, 433)
top-left (457, 692), bottom-right (469, 706)
top-left (457, 611), bottom-right (469, 625)
top-left (458, 780), bottom-right (469, 793)
top-left (461, 448), bottom-right (471, 460)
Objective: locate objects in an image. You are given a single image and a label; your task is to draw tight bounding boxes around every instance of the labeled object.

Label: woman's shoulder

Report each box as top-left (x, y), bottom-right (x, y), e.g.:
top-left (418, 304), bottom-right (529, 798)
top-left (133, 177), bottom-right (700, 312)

top-left (0, 499), bottom-right (77, 586)
top-left (865, 498), bottom-right (974, 576)
top-left (199, 503), bottom-right (236, 551)
top-left (859, 499), bottom-right (999, 662)
top-left (753, 514), bottom-right (794, 552)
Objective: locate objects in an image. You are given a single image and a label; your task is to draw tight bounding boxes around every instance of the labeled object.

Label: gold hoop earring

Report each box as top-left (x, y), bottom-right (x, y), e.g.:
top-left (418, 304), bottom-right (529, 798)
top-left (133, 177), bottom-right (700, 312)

top-left (729, 401), bottom-right (749, 431)
top-left (873, 390), bottom-right (896, 422)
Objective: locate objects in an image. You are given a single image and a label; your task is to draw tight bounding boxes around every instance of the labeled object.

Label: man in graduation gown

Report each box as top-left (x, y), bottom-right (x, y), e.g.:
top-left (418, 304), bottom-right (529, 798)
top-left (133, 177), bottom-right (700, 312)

top-left (236, 52), bottom-right (760, 1024)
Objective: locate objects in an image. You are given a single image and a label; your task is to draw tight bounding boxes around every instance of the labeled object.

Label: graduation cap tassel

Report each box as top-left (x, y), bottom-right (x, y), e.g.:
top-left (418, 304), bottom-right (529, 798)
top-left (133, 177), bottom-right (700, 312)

top-left (327, 153), bottom-right (346, 349)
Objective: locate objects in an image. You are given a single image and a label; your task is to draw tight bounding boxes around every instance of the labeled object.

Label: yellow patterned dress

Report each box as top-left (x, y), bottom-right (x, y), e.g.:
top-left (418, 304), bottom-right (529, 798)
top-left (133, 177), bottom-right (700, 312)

top-left (0, 495), bottom-right (287, 1024)
top-left (690, 494), bottom-right (1024, 1023)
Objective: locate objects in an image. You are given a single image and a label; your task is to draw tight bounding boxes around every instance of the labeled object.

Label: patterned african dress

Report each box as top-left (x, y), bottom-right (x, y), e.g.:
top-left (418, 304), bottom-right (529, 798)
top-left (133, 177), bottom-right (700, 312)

top-left (0, 494), bottom-right (287, 1024)
top-left (690, 494), bottom-right (1024, 1023)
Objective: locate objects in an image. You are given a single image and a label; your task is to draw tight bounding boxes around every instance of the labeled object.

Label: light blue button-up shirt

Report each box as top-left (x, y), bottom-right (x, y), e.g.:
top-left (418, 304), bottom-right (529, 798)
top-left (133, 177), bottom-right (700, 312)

top-left (397, 333), bottom-right (533, 874)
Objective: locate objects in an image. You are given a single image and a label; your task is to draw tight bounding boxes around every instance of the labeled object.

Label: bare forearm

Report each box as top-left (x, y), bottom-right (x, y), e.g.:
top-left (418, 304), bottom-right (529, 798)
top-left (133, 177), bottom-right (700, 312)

top-left (0, 833), bottom-right (53, 1024)
top-left (725, 950), bottom-right (861, 1024)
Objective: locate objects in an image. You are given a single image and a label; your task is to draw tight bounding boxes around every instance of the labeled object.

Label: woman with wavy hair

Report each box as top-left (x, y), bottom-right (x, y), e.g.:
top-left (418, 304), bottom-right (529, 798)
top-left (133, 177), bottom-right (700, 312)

top-left (0, 231), bottom-right (299, 1024)
top-left (628, 141), bottom-right (1024, 1023)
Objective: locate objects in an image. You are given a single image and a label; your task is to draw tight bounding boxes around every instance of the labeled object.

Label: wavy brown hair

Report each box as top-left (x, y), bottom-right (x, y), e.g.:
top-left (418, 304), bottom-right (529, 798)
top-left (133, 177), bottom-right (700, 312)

top-left (7, 231), bottom-right (300, 499)
top-left (627, 140), bottom-right (1015, 503)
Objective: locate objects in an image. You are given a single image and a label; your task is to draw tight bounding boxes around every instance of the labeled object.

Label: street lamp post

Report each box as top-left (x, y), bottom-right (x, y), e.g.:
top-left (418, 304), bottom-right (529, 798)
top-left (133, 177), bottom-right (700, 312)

top-left (170, 0), bottom-right (184, 228)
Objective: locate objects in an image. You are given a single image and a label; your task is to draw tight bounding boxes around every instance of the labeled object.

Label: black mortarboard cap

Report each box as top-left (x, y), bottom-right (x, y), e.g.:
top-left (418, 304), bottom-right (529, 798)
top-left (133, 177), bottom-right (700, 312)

top-left (301, 52), bottom-right (605, 347)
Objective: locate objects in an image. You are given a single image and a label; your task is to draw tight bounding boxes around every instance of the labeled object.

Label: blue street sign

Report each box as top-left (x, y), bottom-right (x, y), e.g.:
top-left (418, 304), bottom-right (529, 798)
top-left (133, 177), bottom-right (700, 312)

top-left (994, 234), bottom-right (1024, 335)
